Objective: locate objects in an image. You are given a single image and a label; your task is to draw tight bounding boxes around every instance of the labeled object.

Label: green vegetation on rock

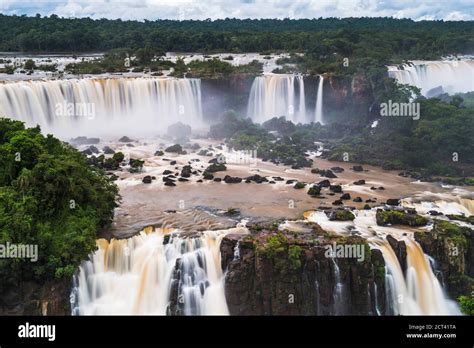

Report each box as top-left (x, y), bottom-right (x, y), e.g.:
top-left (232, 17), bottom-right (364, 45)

top-left (376, 209), bottom-right (427, 227)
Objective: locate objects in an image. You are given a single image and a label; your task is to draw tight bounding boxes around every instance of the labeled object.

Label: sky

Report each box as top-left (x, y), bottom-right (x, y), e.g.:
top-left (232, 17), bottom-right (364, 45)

top-left (0, 0), bottom-right (473, 21)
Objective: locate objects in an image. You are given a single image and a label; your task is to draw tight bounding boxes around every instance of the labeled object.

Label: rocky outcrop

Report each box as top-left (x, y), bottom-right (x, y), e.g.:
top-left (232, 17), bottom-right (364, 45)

top-left (376, 208), bottom-right (428, 227)
top-left (221, 223), bottom-right (385, 315)
top-left (415, 220), bottom-right (474, 299)
top-left (0, 279), bottom-right (71, 315)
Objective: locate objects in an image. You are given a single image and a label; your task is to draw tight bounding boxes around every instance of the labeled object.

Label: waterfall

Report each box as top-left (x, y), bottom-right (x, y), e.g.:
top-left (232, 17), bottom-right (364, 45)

top-left (331, 257), bottom-right (345, 315)
top-left (0, 77), bottom-right (203, 137)
top-left (247, 74), bottom-right (306, 124)
top-left (71, 227), bottom-right (233, 315)
top-left (379, 239), bottom-right (460, 315)
top-left (306, 205), bottom-right (463, 315)
top-left (387, 60), bottom-right (474, 97)
top-left (314, 75), bottom-right (324, 124)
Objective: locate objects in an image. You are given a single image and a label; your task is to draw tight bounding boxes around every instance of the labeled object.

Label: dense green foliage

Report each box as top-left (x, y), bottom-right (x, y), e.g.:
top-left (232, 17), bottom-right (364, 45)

top-left (1, 15), bottom-right (473, 59)
top-left (257, 232), bottom-right (302, 273)
top-left (209, 112), bottom-right (320, 168)
top-left (0, 119), bottom-right (119, 290)
top-left (328, 95), bottom-right (474, 177)
top-left (458, 295), bottom-right (474, 315)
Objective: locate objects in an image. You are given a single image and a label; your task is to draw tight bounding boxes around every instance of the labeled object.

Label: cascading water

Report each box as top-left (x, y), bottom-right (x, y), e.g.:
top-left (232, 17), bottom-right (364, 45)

top-left (247, 74), bottom-right (306, 123)
top-left (379, 239), bottom-right (460, 315)
top-left (0, 77), bottom-right (203, 137)
top-left (314, 75), bottom-right (324, 124)
top-left (306, 203), bottom-right (463, 315)
top-left (70, 226), bottom-right (244, 315)
top-left (387, 60), bottom-right (474, 96)
top-left (330, 257), bottom-right (345, 315)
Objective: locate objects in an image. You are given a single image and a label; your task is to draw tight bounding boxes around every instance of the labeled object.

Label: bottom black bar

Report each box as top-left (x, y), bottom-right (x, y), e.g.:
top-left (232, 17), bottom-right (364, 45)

top-left (0, 316), bottom-right (471, 346)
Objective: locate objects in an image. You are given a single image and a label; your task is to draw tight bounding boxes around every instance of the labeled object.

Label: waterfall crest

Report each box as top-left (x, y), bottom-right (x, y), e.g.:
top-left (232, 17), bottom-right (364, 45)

top-left (0, 77), bottom-right (203, 137)
top-left (388, 60), bottom-right (474, 96)
top-left (247, 74), bottom-right (306, 123)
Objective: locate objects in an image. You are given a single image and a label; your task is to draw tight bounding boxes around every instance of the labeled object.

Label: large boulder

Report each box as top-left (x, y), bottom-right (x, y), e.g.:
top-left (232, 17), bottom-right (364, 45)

top-left (375, 209), bottom-right (427, 227)
top-left (180, 165), bottom-right (192, 178)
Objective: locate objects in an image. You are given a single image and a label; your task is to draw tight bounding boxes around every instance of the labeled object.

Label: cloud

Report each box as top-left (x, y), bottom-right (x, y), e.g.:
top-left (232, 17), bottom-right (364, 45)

top-left (0, 0), bottom-right (472, 21)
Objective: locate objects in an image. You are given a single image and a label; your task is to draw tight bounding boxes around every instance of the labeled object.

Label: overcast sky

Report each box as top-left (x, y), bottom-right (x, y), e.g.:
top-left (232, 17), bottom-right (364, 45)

top-left (1, 0), bottom-right (473, 21)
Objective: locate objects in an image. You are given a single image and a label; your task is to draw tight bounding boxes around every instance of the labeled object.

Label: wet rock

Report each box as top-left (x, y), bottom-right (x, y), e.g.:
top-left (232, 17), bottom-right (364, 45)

top-left (206, 163), bottom-right (227, 173)
top-left (170, 160), bottom-right (177, 165)
top-left (386, 235), bottom-right (407, 274)
top-left (178, 178), bottom-right (189, 182)
top-left (340, 193), bottom-right (351, 200)
top-left (318, 179), bottom-right (330, 188)
top-left (88, 145), bottom-right (99, 154)
top-left (293, 182), bottom-right (306, 189)
top-left (81, 148), bottom-right (93, 156)
top-left (353, 165), bottom-right (364, 172)
top-left (142, 176), bottom-right (152, 184)
top-left (164, 181), bottom-right (176, 187)
top-left (163, 170), bottom-right (173, 175)
top-left (119, 136), bottom-right (133, 143)
top-left (214, 178), bottom-right (222, 182)
top-left (353, 179), bottom-right (366, 185)
top-left (180, 165), bottom-right (192, 178)
top-left (224, 175), bottom-right (242, 184)
top-left (376, 209), bottom-right (427, 227)
top-left (154, 150), bottom-right (164, 156)
top-left (103, 146), bottom-right (115, 154)
top-left (363, 204), bottom-right (371, 210)
top-left (331, 166), bottom-right (345, 173)
top-left (327, 209), bottom-right (355, 221)
top-left (165, 144), bottom-right (183, 153)
top-left (386, 198), bottom-right (400, 206)
top-left (353, 197), bottom-right (363, 202)
top-left (286, 179), bottom-right (297, 185)
top-left (320, 169), bottom-right (338, 178)
top-left (246, 174), bottom-right (268, 184)
top-left (203, 172), bottom-right (214, 180)
top-left (70, 136), bottom-right (100, 146)
top-left (332, 199), bottom-right (343, 205)
top-left (307, 185), bottom-right (321, 196)
top-left (329, 184), bottom-right (342, 193)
